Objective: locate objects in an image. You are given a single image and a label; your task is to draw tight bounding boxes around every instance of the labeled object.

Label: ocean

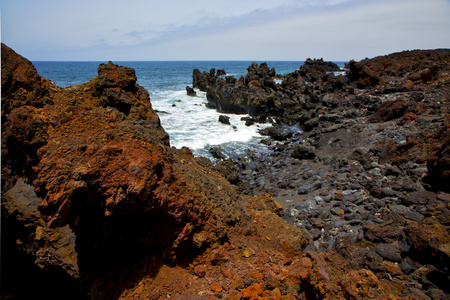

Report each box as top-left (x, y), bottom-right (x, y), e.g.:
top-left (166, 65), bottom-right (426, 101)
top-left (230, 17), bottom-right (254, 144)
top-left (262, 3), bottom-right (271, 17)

top-left (33, 61), bottom-right (345, 159)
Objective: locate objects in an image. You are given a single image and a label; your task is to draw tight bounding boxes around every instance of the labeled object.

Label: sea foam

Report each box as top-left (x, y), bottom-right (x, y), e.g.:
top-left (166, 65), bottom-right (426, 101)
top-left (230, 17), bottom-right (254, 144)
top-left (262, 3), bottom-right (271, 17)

top-left (151, 89), bottom-right (271, 158)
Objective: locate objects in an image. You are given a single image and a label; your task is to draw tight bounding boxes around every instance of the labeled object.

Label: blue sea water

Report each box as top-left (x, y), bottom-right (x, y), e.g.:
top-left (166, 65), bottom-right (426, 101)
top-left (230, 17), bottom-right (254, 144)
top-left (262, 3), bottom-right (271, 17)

top-left (33, 61), bottom-right (346, 159)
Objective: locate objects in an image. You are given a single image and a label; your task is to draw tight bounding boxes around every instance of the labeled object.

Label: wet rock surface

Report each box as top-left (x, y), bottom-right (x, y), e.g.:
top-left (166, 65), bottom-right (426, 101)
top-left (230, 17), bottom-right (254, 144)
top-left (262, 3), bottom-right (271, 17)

top-left (2, 43), bottom-right (450, 299)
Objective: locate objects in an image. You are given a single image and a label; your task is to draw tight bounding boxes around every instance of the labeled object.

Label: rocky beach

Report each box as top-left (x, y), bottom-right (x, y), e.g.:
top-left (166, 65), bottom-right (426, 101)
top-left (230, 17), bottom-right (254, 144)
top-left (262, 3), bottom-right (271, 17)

top-left (2, 43), bottom-right (449, 300)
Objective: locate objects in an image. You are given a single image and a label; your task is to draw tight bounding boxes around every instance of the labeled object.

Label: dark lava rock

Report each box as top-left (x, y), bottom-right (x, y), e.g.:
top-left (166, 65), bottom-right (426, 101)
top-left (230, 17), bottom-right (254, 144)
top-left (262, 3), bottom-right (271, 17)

top-left (390, 205), bottom-right (424, 222)
top-left (300, 58), bottom-right (340, 83)
top-left (298, 182), bottom-right (322, 194)
top-left (259, 126), bottom-right (293, 141)
top-left (425, 131), bottom-right (450, 193)
top-left (186, 86), bottom-right (197, 96)
top-left (213, 159), bottom-right (240, 184)
top-left (241, 117), bottom-right (255, 126)
top-left (209, 146), bottom-right (227, 159)
top-left (402, 191), bottom-right (437, 205)
top-left (303, 117), bottom-right (319, 131)
top-left (216, 69), bottom-right (226, 76)
top-left (374, 242), bottom-right (402, 262)
top-left (291, 144), bottom-right (316, 160)
top-left (219, 115), bottom-right (231, 125)
top-left (346, 59), bottom-right (384, 88)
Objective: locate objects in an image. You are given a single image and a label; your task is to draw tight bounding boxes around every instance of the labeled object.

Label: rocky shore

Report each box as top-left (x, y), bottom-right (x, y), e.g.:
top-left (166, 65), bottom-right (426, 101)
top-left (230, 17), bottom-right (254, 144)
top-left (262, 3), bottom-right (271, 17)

top-left (2, 43), bottom-right (449, 300)
top-left (193, 50), bottom-right (450, 299)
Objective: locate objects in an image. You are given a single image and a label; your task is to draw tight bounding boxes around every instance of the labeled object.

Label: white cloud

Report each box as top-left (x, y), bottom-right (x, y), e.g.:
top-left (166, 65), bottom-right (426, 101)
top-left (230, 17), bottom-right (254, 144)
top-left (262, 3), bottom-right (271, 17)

top-left (1, 0), bottom-right (449, 60)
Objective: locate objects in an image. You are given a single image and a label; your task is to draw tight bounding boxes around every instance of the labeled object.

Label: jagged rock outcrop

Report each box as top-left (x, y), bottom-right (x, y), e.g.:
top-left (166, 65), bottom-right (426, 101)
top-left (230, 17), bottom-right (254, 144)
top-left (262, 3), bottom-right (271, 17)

top-left (193, 59), bottom-right (348, 127)
top-left (2, 43), bottom-right (414, 300)
top-left (1, 44), bottom-right (250, 298)
top-left (299, 58), bottom-right (340, 83)
top-left (347, 49), bottom-right (450, 89)
top-left (193, 62), bottom-right (282, 118)
top-left (186, 85), bottom-right (197, 96)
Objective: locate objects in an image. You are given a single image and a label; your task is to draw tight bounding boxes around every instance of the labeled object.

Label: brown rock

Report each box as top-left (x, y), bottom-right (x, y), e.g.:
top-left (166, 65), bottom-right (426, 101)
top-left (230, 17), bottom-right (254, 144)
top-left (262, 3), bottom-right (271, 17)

top-left (402, 191), bottom-right (437, 205)
top-left (1, 43), bottom-right (53, 115)
top-left (221, 266), bottom-right (235, 279)
top-left (270, 288), bottom-right (282, 298)
top-left (347, 60), bottom-right (384, 88)
top-left (211, 282), bottom-right (223, 293)
top-left (241, 283), bottom-right (263, 299)
top-left (384, 261), bottom-right (403, 279)
top-left (225, 289), bottom-right (244, 300)
top-left (363, 221), bottom-right (405, 243)
top-left (210, 247), bottom-right (231, 265)
top-left (340, 269), bottom-right (396, 299)
top-left (369, 98), bottom-right (408, 123)
top-left (194, 265), bottom-right (206, 278)
top-left (404, 218), bottom-right (450, 266)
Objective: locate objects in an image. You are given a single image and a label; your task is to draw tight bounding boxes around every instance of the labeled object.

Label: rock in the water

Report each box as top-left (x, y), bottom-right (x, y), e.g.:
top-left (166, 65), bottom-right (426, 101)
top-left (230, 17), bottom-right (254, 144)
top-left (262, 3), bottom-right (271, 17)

top-left (209, 146), bottom-right (227, 159)
top-left (218, 115), bottom-right (231, 125)
top-left (259, 126), bottom-right (293, 141)
top-left (186, 86), bottom-right (197, 96)
top-left (216, 69), bottom-right (226, 76)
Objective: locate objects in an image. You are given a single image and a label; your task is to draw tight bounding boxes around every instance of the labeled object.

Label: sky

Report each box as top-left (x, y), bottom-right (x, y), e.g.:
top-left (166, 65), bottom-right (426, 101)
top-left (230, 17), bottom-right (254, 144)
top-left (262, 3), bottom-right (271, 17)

top-left (1, 0), bottom-right (450, 61)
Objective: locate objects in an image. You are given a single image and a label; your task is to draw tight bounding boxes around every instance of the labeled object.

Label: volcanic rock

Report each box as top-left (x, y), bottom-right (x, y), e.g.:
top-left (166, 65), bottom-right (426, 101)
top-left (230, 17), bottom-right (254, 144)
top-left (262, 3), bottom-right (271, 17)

top-left (216, 69), bottom-right (226, 76)
top-left (291, 144), bottom-right (316, 160)
top-left (300, 58), bottom-right (340, 83)
top-left (425, 129), bottom-right (450, 192)
top-left (347, 59), bottom-right (384, 88)
top-left (218, 115), bottom-right (230, 125)
top-left (186, 86), bottom-right (197, 96)
top-left (4, 43), bottom-right (450, 299)
top-left (1, 43), bottom-right (347, 300)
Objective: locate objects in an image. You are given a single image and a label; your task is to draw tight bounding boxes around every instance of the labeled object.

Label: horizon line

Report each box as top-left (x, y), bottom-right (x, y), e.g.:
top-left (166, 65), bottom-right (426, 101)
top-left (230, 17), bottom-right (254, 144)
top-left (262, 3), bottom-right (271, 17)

top-left (31, 59), bottom-right (351, 62)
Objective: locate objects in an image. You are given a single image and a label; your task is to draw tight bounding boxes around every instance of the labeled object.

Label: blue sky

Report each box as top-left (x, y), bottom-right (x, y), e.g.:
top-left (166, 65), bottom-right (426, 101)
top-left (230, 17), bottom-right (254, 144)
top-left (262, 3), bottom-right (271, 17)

top-left (1, 0), bottom-right (449, 61)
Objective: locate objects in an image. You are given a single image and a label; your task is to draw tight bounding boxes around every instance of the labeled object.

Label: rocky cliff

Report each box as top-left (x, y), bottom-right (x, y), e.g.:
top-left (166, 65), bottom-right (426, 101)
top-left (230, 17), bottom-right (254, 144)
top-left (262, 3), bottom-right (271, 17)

top-left (2, 43), bottom-right (449, 299)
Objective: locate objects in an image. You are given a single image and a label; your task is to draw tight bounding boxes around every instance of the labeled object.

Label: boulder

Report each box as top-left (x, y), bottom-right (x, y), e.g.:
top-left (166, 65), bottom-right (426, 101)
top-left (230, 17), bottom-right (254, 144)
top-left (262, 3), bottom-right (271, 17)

top-left (216, 69), bottom-right (226, 76)
top-left (193, 68), bottom-right (215, 91)
top-left (209, 146), bottom-right (227, 159)
top-left (218, 115), bottom-right (230, 125)
top-left (186, 86), bottom-right (197, 96)
top-left (1, 43), bottom-right (53, 114)
top-left (292, 144), bottom-right (316, 160)
top-left (347, 60), bottom-right (384, 88)
top-left (369, 99), bottom-right (409, 123)
top-left (259, 126), bottom-right (293, 141)
top-left (404, 219), bottom-right (450, 274)
top-left (212, 159), bottom-right (240, 184)
top-left (300, 58), bottom-right (339, 83)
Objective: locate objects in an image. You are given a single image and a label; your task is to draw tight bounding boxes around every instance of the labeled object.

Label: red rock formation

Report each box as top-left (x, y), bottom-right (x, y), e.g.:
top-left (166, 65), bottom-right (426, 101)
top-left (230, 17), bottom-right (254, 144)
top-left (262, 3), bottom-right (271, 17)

top-left (1, 43), bottom-right (416, 299)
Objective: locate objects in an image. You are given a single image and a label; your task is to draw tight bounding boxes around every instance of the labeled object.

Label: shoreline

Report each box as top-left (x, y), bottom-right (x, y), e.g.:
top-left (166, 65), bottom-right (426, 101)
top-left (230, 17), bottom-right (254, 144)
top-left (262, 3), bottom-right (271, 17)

top-left (2, 43), bottom-right (449, 299)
